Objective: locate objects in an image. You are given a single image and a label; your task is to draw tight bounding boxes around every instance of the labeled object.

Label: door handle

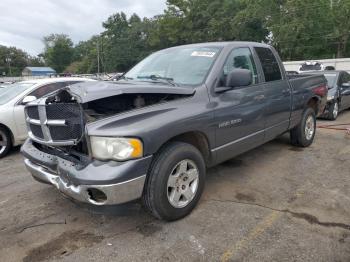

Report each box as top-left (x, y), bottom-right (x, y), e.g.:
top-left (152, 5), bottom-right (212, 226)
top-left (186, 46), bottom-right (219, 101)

top-left (254, 95), bottom-right (265, 101)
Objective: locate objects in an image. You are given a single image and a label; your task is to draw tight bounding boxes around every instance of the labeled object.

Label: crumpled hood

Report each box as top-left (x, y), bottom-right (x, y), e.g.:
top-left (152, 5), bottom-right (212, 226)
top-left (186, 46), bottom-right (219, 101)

top-left (68, 81), bottom-right (195, 103)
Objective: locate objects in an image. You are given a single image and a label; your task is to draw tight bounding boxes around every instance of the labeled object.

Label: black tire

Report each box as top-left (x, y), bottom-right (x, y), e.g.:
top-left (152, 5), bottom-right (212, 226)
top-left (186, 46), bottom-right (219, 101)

top-left (328, 101), bottom-right (339, 120)
top-left (0, 127), bottom-right (12, 158)
top-left (142, 142), bottom-right (206, 221)
top-left (290, 107), bottom-right (316, 147)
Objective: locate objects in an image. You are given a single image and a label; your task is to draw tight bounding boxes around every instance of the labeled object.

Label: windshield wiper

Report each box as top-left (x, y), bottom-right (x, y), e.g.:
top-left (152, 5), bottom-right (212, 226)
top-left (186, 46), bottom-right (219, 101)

top-left (137, 75), bottom-right (177, 86)
top-left (118, 75), bottom-right (134, 81)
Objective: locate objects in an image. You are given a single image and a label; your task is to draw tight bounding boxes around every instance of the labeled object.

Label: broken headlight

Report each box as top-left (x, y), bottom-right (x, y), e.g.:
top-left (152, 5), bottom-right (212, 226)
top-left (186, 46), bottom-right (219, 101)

top-left (327, 95), bottom-right (335, 101)
top-left (90, 137), bottom-right (143, 161)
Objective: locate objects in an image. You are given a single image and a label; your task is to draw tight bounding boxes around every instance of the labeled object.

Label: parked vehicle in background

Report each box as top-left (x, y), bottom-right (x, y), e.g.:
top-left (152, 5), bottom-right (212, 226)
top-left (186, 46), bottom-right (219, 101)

top-left (305, 71), bottom-right (350, 120)
top-left (0, 82), bottom-right (14, 88)
top-left (22, 42), bottom-right (327, 221)
top-left (298, 61), bottom-right (325, 74)
top-left (0, 77), bottom-right (95, 158)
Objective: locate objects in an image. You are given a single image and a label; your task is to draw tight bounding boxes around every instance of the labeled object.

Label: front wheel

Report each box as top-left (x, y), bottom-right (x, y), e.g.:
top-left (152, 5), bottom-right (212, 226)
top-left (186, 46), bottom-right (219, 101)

top-left (328, 101), bottom-right (339, 120)
top-left (0, 127), bottom-right (11, 158)
top-left (142, 142), bottom-right (206, 221)
top-left (290, 107), bottom-right (316, 147)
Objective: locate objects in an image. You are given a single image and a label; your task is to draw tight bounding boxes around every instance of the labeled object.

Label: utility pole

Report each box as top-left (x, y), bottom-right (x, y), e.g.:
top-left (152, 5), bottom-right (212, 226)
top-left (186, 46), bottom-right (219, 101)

top-left (5, 57), bottom-right (12, 77)
top-left (97, 38), bottom-right (100, 77)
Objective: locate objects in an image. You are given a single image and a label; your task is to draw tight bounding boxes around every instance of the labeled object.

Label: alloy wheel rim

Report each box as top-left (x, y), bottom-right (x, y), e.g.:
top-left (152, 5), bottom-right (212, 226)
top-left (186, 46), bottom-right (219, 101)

top-left (305, 115), bottom-right (315, 141)
top-left (167, 159), bottom-right (199, 208)
top-left (0, 130), bottom-right (7, 154)
top-left (333, 102), bottom-right (338, 118)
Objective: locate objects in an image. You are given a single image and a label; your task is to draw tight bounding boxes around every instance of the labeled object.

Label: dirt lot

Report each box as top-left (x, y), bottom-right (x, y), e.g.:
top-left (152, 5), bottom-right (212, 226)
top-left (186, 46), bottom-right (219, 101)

top-left (1, 112), bottom-right (350, 262)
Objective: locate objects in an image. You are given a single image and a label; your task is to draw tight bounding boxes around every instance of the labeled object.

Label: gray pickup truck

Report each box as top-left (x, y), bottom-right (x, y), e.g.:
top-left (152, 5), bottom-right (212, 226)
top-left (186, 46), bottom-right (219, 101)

top-left (22, 42), bottom-right (327, 221)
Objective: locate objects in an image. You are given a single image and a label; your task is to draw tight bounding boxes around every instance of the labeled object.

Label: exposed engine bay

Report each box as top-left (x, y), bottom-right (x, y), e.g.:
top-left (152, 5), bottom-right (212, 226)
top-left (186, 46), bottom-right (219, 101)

top-left (83, 93), bottom-right (187, 122)
top-left (48, 82), bottom-right (194, 123)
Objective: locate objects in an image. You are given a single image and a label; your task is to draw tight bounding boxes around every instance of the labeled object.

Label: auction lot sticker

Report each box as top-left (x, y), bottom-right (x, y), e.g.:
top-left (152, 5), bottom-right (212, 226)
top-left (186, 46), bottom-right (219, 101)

top-left (191, 51), bottom-right (216, 57)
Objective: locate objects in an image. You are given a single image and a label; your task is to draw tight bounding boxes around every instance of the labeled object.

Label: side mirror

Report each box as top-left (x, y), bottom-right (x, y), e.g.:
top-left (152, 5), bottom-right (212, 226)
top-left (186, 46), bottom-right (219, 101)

top-left (215, 69), bottom-right (253, 93)
top-left (226, 69), bottom-right (252, 88)
top-left (22, 96), bottom-right (37, 105)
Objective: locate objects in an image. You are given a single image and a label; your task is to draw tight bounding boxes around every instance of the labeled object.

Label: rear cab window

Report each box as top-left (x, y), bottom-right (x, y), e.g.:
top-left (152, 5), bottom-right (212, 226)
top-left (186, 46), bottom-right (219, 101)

top-left (254, 47), bottom-right (282, 82)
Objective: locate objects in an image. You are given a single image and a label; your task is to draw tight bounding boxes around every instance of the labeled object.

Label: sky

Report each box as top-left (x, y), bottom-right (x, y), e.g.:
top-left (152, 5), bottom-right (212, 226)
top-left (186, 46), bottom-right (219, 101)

top-left (0, 0), bottom-right (166, 55)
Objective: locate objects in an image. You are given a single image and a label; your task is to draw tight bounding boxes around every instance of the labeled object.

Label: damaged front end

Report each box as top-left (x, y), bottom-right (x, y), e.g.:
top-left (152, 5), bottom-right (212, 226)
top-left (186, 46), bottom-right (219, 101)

top-left (25, 81), bottom-right (194, 156)
top-left (22, 81), bottom-right (194, 205)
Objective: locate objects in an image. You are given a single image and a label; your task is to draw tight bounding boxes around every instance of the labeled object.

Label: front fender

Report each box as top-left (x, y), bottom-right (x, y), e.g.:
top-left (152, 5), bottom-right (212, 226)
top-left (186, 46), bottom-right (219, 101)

top-left (86, 93), bottom-right (214, 156)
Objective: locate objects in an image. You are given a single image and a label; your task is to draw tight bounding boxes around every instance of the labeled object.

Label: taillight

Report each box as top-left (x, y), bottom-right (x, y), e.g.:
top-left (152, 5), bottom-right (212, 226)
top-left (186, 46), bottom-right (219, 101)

top-left (313, 85), bottom-right (328, 97)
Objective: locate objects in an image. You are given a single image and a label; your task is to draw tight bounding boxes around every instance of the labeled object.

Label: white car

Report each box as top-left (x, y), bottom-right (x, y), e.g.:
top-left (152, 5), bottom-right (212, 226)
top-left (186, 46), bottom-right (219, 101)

top-left (0, 77), bottom-right (95, 158)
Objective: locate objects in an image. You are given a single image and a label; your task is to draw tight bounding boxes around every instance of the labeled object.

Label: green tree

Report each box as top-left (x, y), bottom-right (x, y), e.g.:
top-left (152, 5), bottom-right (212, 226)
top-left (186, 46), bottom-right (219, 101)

top-left (0, 45), bottom-right (43, 76)
top-left (329, 0), bottom-right (350, 58)
top-left (155, 0), bottom-right (267, 46)
top-left (102, 13), bottom-right (154, 72)
top-left (66, 0), bottom-right (350, 74)
top-left (239, 0), bottom-right (350, 60)
top-left (69, 36), bottom-right (101, 74)
top-left (43, 34), bottom-right (74, 73)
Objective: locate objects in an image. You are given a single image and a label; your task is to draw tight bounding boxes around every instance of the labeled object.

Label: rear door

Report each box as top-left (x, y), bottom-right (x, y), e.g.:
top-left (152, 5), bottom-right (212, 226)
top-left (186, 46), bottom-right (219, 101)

top-left (254, 47), bottom-right (292, 141)
top-left (213, 47), bottom-right (266, 163)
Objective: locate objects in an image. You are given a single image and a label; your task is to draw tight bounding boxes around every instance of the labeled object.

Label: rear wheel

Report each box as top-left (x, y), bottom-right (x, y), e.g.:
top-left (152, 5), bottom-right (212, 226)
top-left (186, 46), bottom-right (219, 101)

top-left (328, 101), bottom-right (339, 120)
top-left (0, 127), bottom-right (12, 158)
top-left (290, 107), bottom-right (316, 147)
top-left (142, 142), bottom-right (206, 221)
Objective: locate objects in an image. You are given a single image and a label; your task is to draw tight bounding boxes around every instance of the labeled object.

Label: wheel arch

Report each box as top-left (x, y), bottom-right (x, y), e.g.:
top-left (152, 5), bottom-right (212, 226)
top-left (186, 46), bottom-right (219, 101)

top-left (306, 96), bottom-right (319, 115)
top-left (0, 123), bottom-right (14, 146)
top-left (158, 131), bottom-right (212, 167)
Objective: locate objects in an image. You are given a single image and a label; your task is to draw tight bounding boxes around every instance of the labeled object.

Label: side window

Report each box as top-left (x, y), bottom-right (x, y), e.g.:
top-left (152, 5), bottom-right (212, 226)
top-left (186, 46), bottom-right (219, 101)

top-left (29, 82), bottom-right (67, 98)
top-left (221, 47), bottom-right (258, 86)
top-left (254, 47), bottom-right (282, 82)
top-left (341, 73), bottom-right (350, 85)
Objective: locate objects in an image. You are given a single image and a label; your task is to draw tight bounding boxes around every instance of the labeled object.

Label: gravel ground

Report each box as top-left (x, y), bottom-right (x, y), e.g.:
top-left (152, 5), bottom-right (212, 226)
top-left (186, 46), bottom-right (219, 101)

top-left (0, 112), bottom-right (350, 262)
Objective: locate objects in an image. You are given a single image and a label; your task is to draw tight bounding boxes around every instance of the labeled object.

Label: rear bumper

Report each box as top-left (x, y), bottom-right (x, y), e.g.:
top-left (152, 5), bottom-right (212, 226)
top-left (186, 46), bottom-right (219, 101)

top-left (22, 139), bottom-right (152, 205)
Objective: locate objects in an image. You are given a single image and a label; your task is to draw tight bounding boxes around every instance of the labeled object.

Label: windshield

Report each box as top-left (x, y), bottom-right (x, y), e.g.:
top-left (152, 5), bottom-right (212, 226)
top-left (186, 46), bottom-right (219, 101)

top-left (124, 46), bottom-right (221, 86)
top-left (0, 82), bottom-right (35, 105)
top-left (324, 73), bottom-right (337, 88)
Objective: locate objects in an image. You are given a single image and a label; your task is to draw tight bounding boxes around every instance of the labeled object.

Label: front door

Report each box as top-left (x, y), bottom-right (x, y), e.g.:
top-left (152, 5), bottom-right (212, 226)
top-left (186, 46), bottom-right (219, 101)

top-left (212, 47), bottom-right (266, 163)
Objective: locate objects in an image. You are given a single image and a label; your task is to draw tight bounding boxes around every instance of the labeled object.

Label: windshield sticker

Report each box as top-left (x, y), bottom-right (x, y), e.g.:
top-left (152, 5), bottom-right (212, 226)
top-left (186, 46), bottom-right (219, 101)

top-left (191, 51), bottom-right (216, 58)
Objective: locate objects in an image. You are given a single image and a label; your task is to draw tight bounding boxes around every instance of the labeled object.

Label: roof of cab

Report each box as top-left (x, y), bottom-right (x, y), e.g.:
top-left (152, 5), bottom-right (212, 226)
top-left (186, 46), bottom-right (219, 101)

top-left (166, 41), bottom-right (271, 49)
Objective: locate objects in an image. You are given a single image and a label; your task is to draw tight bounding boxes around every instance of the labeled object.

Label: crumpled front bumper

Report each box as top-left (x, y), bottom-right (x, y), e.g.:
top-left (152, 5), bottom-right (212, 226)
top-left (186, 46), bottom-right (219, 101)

top-left (21, 139), bottom-right (153, 205)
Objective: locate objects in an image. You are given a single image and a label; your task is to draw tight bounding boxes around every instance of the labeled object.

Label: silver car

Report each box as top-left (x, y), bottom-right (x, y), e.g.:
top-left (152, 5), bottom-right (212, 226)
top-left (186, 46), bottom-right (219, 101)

top-left (0, 77), bottom-right (94, 158)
